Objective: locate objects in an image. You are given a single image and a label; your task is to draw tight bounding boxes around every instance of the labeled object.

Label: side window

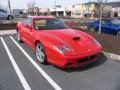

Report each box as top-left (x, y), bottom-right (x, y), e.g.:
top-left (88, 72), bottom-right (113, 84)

top-left (27, 19), bottom-right (32, 28)
top-left (102, 20), bottom-right (106, 24)
top-left (22, 18), bottom-right (32, 28)
top-left (95, 20), bottom-right (99, 23)
top-left (22, 19), bottom-right (28, 24)
top-left (102, 20), bottom-right (110, 25)
top-left (22, 19), bottom-right (29, 24)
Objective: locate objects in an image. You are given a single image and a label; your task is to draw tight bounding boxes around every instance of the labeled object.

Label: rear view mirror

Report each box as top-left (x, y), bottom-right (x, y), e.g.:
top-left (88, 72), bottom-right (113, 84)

top-left (24, 24), bottom-right (30, 29)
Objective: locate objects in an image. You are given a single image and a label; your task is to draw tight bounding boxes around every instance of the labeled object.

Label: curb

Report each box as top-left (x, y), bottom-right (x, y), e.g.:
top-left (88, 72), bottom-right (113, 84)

top-left (0, 30), bottom-right (16, 37)
top-left (102, 51), bottom-right (120, 61)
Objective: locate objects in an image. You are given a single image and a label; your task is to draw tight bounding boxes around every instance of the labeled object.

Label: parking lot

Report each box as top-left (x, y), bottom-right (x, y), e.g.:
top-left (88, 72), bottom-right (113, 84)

top-left (0, 35), bottom-right (120, 90)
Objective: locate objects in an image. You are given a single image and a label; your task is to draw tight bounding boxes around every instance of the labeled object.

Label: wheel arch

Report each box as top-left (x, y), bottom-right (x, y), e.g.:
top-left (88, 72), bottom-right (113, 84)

top-left (35, 40), bottom-right (40, 46)
top-left (34, 40), bottom-right (41, 50)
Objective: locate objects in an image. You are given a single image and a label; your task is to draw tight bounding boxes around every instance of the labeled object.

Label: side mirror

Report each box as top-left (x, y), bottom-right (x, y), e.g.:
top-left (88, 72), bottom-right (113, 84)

top-left (66, 23), bottom-right (71, 28)
top-left (24, 24), bottom-right (30, 29)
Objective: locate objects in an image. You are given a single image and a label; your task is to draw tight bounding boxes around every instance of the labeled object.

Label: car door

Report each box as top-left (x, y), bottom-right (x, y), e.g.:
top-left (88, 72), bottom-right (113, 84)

top-left (101, 19), bottom-right (110, 33)
top-left (101, 19), bottom-right (115, 34)
top-left (0, 10), bottom-right (8, 19)
top-left (0, 10), bottom-right (2, 18)
top-left (0, 10), bottom-right (5, 18)
top-left (94, 20), bottom-right (99, 31)
top-left (22, 18), bottom-right (34, 48)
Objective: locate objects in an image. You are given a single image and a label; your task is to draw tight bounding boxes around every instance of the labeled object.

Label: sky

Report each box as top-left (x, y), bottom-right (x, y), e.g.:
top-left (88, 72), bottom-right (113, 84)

top-left (0, 0), bottom-right (120, 9)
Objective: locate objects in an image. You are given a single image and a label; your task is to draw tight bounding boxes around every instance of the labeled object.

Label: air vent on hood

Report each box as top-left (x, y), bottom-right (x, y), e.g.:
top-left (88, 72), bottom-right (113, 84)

top-left (73, 37), bottom-right (80, 40)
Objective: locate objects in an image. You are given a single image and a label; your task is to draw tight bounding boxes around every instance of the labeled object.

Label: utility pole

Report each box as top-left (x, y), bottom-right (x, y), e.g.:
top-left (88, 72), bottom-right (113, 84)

top-left (8, 0), bottom-right (12, 15)
top-left (88, 0), bottom-right (90, 23)
top-left (98, 0), bottom-right (109, 34)
top-left (98, 0), bottom-right (103, 34)
top-left (8, 0), bottom-right (12, 21)
top-left (55, 0), bottom-right (57, 17)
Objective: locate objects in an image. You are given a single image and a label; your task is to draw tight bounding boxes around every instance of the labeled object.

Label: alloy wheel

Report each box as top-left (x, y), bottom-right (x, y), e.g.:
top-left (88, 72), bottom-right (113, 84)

top-left (17, 31), bottom-right (20, 41)
top-left (117, 31), bottom-right (120, 37)
top-left (90, 26), bottom-right (95, 32)
top-left (35, 43), bottom-right (46, 63)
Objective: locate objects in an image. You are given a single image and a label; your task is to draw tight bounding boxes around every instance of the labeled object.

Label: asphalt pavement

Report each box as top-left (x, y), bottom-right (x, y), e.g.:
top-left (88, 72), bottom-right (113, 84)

top-left (0, 35), bottom-right (120, 90)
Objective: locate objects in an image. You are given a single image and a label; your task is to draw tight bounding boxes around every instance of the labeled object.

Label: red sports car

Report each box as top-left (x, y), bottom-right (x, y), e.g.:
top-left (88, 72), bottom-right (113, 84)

top-left (16, 16), bottom-right (102, 68)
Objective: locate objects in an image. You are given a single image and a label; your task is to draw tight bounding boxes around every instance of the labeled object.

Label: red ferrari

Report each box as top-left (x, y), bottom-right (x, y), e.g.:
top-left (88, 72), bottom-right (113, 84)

top-left (16, 16), bottom-right (102, 68)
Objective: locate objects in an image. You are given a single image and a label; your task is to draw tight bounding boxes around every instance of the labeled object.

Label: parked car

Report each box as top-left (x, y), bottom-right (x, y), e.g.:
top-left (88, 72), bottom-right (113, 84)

top-left (0, 9), bottom-right (14, 20)
top-left (88, 18), bottom-right (120, 37)
top-left (16, 16), bottom-right (102, 68)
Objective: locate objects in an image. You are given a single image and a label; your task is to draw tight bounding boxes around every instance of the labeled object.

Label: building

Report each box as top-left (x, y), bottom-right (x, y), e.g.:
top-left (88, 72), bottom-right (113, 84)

top-left (113, 7), bottom-right (120, 17)
top-left (33, 7), bottom-right (39, 15)
top-left (26, 2), bottom-right (112, 19)
top-left (50, 5), bottom-right (65, 17)
top-left (13, 9), bottom-right (24, 16)
top-left (71, 2), bottom-right (112, 19)
top-left (39, 8), bottom-right (50, 16)
top-left (28, 7), bottom-right (39, 15)
top-left (65, 6), bottom-right (72, 17)
top-left (28, 8), bottom-right (34, 15)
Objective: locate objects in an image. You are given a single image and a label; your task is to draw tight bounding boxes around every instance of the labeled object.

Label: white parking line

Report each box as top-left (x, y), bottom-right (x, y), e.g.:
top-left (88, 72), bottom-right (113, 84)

top-left (10, 36), bottom-right (62, 90)
top-left (0, 37), bottom-right (31, 90)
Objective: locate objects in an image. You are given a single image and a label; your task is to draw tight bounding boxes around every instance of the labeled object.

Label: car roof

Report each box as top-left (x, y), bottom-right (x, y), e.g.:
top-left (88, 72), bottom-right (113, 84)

top-left (28, 16), bottom-right (55, 19)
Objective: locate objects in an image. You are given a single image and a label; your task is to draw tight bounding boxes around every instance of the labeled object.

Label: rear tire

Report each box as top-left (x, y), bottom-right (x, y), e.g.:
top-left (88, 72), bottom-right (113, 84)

top-left (7, 15), bottom-right (13, 20)
top-left (35, 42), bottom-right (47, 64)
top-left (17, 31), bottom-right (23, 43)
top-left (89, 26), bottom-right (95, 32)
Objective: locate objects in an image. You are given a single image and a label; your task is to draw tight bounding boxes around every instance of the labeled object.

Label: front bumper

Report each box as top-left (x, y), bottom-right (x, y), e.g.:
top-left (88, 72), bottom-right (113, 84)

top-left (48, 48), bottom-right (102, 68)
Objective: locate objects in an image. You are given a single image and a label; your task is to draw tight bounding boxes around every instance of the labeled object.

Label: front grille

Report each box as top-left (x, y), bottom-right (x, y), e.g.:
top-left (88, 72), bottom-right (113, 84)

top-left (77, 54), bottom-right (97, 63)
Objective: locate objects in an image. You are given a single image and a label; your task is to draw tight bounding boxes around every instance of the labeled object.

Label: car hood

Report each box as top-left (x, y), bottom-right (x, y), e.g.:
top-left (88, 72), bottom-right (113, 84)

top-left (36, 29), bottom-right (101, 55)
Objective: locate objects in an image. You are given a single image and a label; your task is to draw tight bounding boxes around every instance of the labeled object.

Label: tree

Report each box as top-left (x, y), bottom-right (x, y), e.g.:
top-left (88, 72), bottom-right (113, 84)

top-left (98, 0), bottom-right (109, 34)
top-left (0, 0), bottom-right (7, 12)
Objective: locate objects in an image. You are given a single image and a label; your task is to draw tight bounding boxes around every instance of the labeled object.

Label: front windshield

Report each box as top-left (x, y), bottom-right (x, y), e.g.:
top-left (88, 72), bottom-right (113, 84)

top-left (34, 18), bottom-right (68, 30)
top-left (111, 19), bottom-right (120, 25)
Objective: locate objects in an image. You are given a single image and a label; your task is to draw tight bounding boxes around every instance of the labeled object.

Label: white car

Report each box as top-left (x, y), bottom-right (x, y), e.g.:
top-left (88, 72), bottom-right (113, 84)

top-left (0, 9), bottom-right (14, 20)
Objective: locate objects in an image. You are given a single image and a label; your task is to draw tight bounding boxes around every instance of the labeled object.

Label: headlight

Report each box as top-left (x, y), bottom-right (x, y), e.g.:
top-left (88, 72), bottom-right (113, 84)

top-left (93, 39), bottom-right (101, 47)
top-left (54, 45), bottom-right (70, 54)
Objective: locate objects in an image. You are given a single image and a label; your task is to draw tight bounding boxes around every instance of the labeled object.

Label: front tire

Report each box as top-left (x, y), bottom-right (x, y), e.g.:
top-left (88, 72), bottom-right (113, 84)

top-left (35, 42), bottom-right (47, 64)
top-left (117, 31), bottom-right (120, 37)
top-left (89, 26), bottom-right (95, 32)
